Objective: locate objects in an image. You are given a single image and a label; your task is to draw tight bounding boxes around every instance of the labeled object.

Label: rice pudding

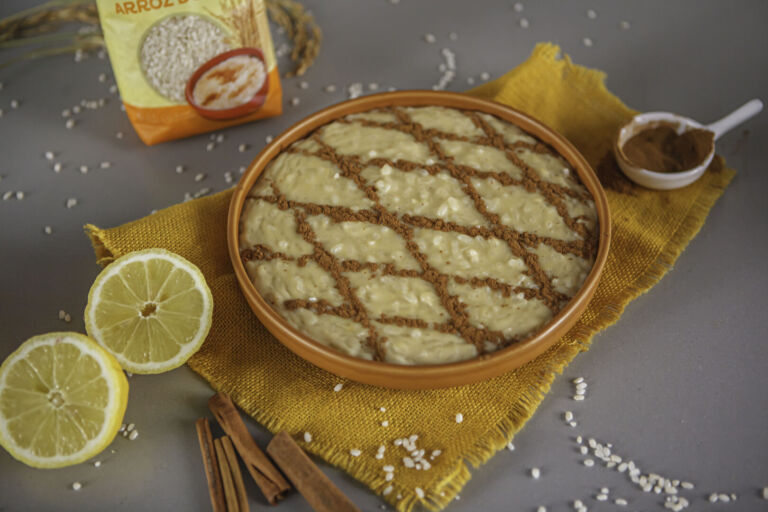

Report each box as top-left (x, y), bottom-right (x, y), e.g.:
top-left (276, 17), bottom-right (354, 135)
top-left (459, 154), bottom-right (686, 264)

top-left (239, 105), bottom-right (598, 365)
top-left (192, 54), bottom-right (266, 110)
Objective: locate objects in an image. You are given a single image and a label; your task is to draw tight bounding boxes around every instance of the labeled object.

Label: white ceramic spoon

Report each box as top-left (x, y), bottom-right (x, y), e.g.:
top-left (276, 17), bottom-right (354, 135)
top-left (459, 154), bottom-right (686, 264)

top-left (614, 99), bottom-right (763, 190)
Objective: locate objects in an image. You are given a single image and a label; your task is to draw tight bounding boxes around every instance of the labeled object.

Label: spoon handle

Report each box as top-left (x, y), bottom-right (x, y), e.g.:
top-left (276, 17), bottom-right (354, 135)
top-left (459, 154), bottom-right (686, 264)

top-left (707, 99), bottom-right (763, 140)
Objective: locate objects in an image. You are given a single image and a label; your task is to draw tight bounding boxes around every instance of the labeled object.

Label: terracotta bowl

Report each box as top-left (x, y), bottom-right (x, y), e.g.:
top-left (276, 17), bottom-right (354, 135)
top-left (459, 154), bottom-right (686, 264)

top-left (227, 91), bottom-right (611, 389)
top-left (185, 47), bottom-right (270, 120)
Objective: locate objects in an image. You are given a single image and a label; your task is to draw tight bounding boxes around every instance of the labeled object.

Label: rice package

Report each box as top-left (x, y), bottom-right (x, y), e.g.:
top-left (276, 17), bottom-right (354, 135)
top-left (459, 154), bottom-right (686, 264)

top-left (96, 0), bottom-right (282, 145)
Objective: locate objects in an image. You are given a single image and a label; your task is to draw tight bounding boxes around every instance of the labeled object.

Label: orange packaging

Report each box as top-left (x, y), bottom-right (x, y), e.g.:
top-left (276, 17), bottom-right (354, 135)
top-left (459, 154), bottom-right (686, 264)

top-left (96, 0), bottom-right (282, 145)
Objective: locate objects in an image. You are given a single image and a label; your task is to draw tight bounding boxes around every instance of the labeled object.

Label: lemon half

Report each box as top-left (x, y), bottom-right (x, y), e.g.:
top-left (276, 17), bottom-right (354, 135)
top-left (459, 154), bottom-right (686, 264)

top-left (85, 249), bottom-right (213, 374)
top-left (0, 332), bottom-right (128, 468)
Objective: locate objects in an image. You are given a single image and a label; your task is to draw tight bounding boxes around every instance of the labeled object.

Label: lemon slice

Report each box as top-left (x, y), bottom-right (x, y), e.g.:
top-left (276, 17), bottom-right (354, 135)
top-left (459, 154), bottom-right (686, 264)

top-left (85, 249), bottom-right (213, 374)
top-left (0, 332), bottom-right (128, 468)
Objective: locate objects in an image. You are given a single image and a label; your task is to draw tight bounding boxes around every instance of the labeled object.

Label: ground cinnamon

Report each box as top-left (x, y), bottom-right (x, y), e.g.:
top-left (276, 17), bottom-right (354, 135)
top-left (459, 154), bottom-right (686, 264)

top-left (622, 122), bottom-right (714, 172)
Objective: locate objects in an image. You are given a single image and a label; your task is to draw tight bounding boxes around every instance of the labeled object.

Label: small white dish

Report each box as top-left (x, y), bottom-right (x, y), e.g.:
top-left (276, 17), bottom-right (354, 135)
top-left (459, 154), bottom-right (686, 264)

top-left (614, 99), bottom-right (763, 190)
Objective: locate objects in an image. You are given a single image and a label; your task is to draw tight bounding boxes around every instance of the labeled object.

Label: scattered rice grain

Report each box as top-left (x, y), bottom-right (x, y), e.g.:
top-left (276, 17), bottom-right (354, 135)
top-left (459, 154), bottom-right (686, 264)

top-left (347, 82), bottom-right (363, 99)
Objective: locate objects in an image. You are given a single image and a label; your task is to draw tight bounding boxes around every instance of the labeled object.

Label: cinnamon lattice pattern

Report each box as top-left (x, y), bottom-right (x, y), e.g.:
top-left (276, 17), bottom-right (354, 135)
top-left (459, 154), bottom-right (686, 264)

top-left (240, 106), bottom-right (598, 364)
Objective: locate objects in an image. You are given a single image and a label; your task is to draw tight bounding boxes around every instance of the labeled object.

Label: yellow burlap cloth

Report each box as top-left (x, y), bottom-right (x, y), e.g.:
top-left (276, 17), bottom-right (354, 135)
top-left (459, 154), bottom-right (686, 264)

top-left (86, 44), bottom-right (734, 511)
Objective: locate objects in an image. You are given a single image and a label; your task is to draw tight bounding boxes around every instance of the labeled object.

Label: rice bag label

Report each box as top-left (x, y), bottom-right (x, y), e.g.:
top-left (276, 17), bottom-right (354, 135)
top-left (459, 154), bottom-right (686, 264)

top-left (97, 0), bottom-right (282, 145)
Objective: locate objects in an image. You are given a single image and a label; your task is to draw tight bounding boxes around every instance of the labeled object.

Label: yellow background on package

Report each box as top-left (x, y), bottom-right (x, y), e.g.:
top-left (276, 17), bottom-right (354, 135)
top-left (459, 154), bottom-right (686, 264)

top-left (97, 0), bottom-right (276, 108)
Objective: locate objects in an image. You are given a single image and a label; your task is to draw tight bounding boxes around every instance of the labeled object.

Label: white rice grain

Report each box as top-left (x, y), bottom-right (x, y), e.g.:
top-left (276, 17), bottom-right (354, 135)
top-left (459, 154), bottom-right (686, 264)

top-left (140, 15), bottom-right (230, 102)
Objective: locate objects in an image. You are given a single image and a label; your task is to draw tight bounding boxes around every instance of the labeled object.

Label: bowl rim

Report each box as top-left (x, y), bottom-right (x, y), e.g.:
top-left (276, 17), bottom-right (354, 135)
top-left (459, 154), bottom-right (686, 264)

top-left (185, 47), bottom-right (270, 121)
top-left (227, 90), bottom-right (611, 389)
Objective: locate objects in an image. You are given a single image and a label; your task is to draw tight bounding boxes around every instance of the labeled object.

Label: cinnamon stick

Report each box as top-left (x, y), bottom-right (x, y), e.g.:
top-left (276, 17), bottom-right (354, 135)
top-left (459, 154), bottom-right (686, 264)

top-left (208, 392), bottom-right (291, 504)
top-left (221, 436), bottom-right (250, 512)
top-left (214, 438), bottom-right (240, 512)
top-left (267, 431), bottom-right (360, 512)
top-left (195, 418), bottom-right (226, 512)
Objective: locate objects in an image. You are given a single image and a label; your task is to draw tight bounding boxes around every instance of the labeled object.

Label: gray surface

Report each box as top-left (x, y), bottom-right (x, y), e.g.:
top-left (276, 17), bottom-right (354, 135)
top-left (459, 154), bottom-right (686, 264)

top-left (1, 1), bottom-right (767, 511)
